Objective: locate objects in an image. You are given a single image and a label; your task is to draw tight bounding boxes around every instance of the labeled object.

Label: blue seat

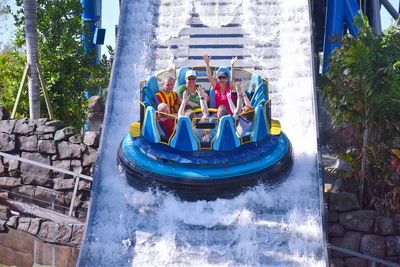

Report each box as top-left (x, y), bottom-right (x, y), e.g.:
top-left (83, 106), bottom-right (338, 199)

top-left (173, 67), bottom-right (191, 92)
top-left (170, 117), bottom-right (199, 152)
top-left (250, 82), bottom-right (268, 107)
top-left (251, 105), bottom-right (269, 142)
top-left (141, 106), bottom-right (161, 143)
top-left (142, 76), bottom-right (160, 109)
top-left (247, 74), bottom-right (263, 95)
top-left (212, 115), bottom-right (240, 151)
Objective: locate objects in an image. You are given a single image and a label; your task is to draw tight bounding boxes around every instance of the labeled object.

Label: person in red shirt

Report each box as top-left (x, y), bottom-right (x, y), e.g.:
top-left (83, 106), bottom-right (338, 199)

top-left (203, 54), bottom-right (238, 114)
top-left (156, 76), bottom-right (181, 113)
top-left (157, 103), bottom-right (176, 139)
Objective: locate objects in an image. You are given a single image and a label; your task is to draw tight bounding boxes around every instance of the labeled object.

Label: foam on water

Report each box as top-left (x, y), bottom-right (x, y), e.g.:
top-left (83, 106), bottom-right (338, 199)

top-left (79, 0), bottom-right (325, 266)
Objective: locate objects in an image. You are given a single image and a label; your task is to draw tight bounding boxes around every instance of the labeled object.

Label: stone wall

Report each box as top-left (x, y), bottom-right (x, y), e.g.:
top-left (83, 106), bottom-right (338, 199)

top-left (0, 105), bottom-right (99, 220)
top-left (326, 192), bottom-right (400, 266)
top-left (0, 227), bottom-right (78, 267)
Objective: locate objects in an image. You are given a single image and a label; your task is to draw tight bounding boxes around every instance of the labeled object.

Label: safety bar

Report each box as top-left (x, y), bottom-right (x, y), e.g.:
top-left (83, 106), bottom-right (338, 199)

top-left (328, 244), bottom-right (400, 267)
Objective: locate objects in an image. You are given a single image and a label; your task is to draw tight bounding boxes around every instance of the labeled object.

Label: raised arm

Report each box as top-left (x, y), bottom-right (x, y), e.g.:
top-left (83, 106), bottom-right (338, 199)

top-left (230, 56), bottom-right (238, 86)
top-left (227, 92), bottom-right (241, 115)
top-left (197, 87), bottom-right (209, 117)
top-left (237, 82), bottom-right (250, 106)
top-left (202, 54), bottom-right (217, 89)
top-left (178, 90), bottom-right (189, 118)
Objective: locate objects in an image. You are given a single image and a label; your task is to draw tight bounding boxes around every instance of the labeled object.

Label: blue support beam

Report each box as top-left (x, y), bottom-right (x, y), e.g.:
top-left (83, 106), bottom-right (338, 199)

top-left (322, 0), bottom-right (361, 73)
top-left (82, 0), bottom-right (104, 64)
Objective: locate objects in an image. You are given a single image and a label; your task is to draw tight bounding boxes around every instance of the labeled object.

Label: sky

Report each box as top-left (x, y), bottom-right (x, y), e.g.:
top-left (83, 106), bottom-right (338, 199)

top-left (0, 0), bottom-right (398, 53)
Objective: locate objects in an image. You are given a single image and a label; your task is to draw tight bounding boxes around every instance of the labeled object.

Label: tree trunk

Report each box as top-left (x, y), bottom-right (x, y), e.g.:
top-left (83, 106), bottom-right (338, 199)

top-left (23, 0), bottom-right (40, 119)
top-left (360, 101), bottom-right (369, 208)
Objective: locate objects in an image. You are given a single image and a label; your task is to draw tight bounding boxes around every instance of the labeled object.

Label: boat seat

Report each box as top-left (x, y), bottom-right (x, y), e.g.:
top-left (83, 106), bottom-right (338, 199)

top-left (251, 105), bottom-right (270, 142)
top-left (173, 67), bottom-right (190, 92)
top-left (141, 106), bottom-right (161, 143)
top-left (247, 74), bottom-right (263, 95)
top-left (170, 116), bottom-right (199, 152)
top-left (250, 82), bottom-right (268, 107)
top-left (142, 75), bottom-right (160, 109)
top-left (212, 115), bottom-right (240, 151)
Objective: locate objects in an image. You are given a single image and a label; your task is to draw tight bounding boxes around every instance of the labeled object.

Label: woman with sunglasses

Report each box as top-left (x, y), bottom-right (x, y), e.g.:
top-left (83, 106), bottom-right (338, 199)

top-left (176, 70), bottom-right (206, 111)
top-left (203, 54), bottom-right (238, 114)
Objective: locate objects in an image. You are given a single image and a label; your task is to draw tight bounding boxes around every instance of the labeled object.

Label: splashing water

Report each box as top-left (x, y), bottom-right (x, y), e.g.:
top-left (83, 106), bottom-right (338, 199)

top-left (78, 0), bottom-right (326, 266)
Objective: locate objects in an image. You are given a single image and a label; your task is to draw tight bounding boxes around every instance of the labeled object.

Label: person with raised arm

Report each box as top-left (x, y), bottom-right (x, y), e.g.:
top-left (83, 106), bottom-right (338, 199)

top-left (202, 54), bottom-right (238, 114)
top-left (227, 85), bottom-right (255, 137)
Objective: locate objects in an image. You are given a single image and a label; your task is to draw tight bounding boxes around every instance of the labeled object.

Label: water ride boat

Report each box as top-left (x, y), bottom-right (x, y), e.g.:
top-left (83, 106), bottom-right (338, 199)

top-left (117, 66), bottom-right (293, 201)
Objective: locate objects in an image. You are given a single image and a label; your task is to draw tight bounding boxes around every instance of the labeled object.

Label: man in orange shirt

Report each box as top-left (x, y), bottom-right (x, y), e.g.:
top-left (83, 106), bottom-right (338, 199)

top-left (156, 76), bottom-right (181, 113)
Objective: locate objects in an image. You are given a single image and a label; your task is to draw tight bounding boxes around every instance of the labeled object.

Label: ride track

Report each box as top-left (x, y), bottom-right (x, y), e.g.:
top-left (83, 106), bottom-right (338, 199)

top-left (78, 0), bottom-right (327, 266)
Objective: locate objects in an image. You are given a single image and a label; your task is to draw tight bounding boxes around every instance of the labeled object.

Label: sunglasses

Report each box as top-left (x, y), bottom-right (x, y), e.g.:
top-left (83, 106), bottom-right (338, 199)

top-left (187, 77), bottom-right (196, 81)
top-left (218, 76), bottom-right (227, 79)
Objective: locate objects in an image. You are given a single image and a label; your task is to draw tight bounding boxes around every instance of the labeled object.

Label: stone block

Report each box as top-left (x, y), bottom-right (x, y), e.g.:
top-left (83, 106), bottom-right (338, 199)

top-left (34, 118), bottom-right (50, 126)
top-left (79, 180), bottom-right (91, 191)
top-left (1, 227), bottom-right (34, 253)
top-left (57, 142), bottom-right (82, 159)
top-left (35, 124), bottom-right (56, 134)
top-left (70, 224), bottom-right (84, 246)
top-left (328, 223), bottom-right (345, 237)
top-left (54, 127), bottom-right (76, 141)
top-left (329, 192), bottom-right (360, 211)
top-left (52, 159), bottom-right (72, 179)
top-left (340, 210), bottom-right (377, 232)
top-left (0, 204), bottom-right (10, 220)
top-left (0, 119), bottom-right (16, 134)
top-left (27, 217), bottom-right (42, 235)
top-left (17, 217), bottom-right (31, 232)
top-left (83, 131), bottom-right (99, 148)
top-left (0, 246), bottom-right (16, 266)
top-left (14, 119), bottom-right (35, 134)
top-left (10, 185), bottom-right (35, 202)
top-left (386, 235), bottom-right (400, 257)
top-left (88, 95), bottom-right (104, 112)
top-left (20, 152), bottom-right (52, 186)
top-left (344, 257), bottom-right (367, 267)
top-left (360, 234), bottom-right (386, 258)
top-left (55, 245), bottom-right (79, 267)
top-left (18, 135), bottom-right (38, 151)
top-left (15, 249), bottom-right (33, 267)
top-left (331, 231), bottom-right (362, 257)
top-left (69, 134), bottom-right (83, 144)
top-left (53, 178), bottom-right (75, 190)
top-left (82, 147), bottom-right (97, 167)
top-left (71, 159), bottom-right (82, 174)
top-left (37, 221), bottom-right (72, 244)
top-left (330, 257), bottom-right (344, 266)
top-left (0, 133), bottom-right (16, 152)
top-left (3, 154), bottom-right (20, 171)
top-left (6, 215), bottom-right (19, 228)
top-left (374, 216), bottom-right (394, 236)
top-left (0, 176), bottom-right (21, 188)
top-left (45, 120), bottom-right (65, 130)
top-left (38, 133), bottom-right (54, 140)
top-left (328, 210), bottom-right (339, 223)
top-left (0, 219), bottom-right (6, 231)
top-left (394, 214), bottom-right (400, 234)
top-left (37, 140), bottom-right (57, 154)
top-left (34, 186), bottom-right (66, 210)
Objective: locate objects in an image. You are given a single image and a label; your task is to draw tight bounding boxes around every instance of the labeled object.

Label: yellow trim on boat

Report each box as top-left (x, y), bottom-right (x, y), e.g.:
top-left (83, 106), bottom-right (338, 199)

top-left (270, 120), bottom-right (281, 135)
top-left (130, 123), bottom-right (141, 137)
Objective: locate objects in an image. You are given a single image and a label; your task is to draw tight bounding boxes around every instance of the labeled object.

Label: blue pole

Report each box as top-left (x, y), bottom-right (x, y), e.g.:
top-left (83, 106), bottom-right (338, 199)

top-left (82, 0), bottom-right (100, 64)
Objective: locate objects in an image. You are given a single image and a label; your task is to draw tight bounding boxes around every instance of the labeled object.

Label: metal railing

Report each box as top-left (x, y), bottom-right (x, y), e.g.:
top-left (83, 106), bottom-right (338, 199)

top-left (328, 244), bottom-right (400, 267)
top-left (0, 151), bottom-right (92, 218)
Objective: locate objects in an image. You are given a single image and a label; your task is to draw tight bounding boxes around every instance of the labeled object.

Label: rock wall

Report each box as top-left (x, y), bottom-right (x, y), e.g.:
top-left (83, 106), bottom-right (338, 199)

top-left (326, 192), bottom-right (400, 266)
top-left (0, 106), bottom-right (98, 219)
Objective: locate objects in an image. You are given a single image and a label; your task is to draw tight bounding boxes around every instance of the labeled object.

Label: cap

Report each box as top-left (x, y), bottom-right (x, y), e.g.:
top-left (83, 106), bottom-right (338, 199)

top-left (217, 71), bottom-right (228, 78)
top-left (185, 70), bottom-right (197, 79)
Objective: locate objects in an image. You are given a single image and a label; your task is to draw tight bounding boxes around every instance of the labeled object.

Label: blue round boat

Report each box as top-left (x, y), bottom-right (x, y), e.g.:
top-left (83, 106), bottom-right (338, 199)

top-left (118, 66), bottom-right (293, 201)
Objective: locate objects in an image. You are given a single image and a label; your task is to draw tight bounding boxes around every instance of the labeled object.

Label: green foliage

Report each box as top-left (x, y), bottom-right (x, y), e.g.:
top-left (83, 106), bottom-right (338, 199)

top-left (321, 16), bottom-right (400, 214)
top-left (0, 0), bottom-right (111, 128)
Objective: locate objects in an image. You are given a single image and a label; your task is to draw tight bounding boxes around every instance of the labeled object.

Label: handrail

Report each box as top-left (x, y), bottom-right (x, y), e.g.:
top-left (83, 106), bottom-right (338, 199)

top-left (328, 244), bottom-right (400, 267)
top-left (0, 151), bottom-right (92, 218)
top-left (0, 151), bottom-right (92, 181)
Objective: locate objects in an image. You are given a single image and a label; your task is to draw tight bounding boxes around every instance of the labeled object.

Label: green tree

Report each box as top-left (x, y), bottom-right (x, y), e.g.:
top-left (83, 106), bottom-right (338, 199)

top-left (2, 0), bottom-right (111, 128)
top-left (322, 16), bottom-right (400, 214)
